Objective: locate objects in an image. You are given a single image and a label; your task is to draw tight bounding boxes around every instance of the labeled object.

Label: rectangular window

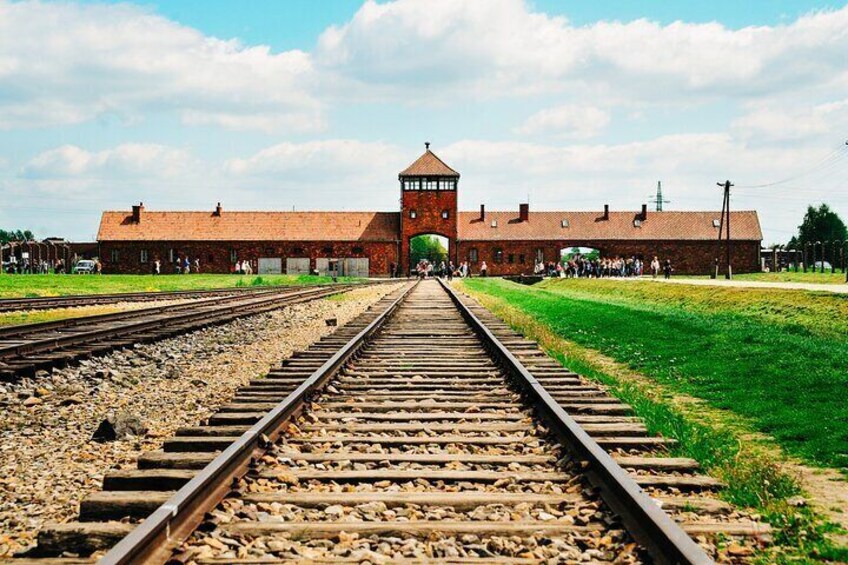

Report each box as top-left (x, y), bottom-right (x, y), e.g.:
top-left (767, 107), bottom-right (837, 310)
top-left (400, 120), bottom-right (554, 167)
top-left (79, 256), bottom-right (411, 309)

top-left (424, 179), bottom-right (438, 190)
top-left (140, 249), bottom-right (148, 263)
top-left (264, 247), bottom-right (274, 256)
top-left (469, 248), bottom-right (478, 263)
top-left (409, 210), bottom-right (417, 219)
top-left (508, 253), bottom-right (514, 264)
top-left (229, 249), bottom-right (237, 263)
top-left (494, 249), bottom-right (503, 263)
top-left (535, 248), bottom-right (544, 263)
top-left (441, 210), bottom-right (449, 219)
top-left (169, 248), bottom-right (176, 263)
top-left (110, 249), bottom-right (119, 263)
top-left (519, 254), bottom-right (525, 264)
top-left (352, 246), bottom-right (364, 254)
top-left (438, 179), bottom-right (455, 190)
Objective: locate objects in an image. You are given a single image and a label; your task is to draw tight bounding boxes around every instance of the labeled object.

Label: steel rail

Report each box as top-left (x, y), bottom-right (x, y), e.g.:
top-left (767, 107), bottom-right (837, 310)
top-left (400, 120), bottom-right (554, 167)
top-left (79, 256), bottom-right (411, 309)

top-left (0, 286), bottom-right (339, 359)
top-left (438, 279), bottom-right (713, 565)
top-left (0, 285), bottom-right (280, 313)
top-left (98, 280), bottom-right (418, 565)
top-left (0, 287), bottom-right (302, 340)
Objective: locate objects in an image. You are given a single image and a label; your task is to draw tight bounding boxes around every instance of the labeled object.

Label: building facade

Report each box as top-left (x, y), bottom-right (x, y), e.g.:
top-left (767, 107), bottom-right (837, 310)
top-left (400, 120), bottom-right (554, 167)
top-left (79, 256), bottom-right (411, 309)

top-left (97, 145), bottom-right (763, 276)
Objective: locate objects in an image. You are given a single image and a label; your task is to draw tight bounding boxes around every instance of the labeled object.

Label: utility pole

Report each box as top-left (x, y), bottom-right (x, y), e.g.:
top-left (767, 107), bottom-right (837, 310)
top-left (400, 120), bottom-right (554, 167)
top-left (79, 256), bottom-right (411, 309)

top-left (716, 180), bottom-right (734, 279)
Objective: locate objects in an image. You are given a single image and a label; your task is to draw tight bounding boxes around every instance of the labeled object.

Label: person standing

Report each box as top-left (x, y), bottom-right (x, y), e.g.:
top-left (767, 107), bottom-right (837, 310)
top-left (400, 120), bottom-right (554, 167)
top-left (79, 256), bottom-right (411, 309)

top-left (480, 261), bottom-right (488, 277)
top-left (651, 256), bottom-right (660, 278)
top-left (663, 259), bottom-right (672, 279)
top-left (193, 258), bottom-right (200, 274)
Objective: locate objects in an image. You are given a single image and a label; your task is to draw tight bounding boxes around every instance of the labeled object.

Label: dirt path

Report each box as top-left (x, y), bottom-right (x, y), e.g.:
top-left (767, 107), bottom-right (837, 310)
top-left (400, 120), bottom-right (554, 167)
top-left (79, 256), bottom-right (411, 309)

top-left (653, 277), bottom-right (848, 294)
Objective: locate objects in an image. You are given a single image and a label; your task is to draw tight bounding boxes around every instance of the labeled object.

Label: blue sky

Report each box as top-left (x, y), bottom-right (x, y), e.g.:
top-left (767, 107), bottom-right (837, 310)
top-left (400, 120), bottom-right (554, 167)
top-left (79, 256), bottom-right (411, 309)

top-left (2, 0), bottom-right (848, 243)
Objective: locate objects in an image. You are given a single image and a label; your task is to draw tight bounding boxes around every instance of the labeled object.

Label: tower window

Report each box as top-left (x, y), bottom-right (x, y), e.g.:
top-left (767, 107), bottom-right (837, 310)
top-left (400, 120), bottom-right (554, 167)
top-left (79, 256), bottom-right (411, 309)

top-left (409, 210), bottom-right (417, 219)
top-left (441, 210), bottom-right (449, 219)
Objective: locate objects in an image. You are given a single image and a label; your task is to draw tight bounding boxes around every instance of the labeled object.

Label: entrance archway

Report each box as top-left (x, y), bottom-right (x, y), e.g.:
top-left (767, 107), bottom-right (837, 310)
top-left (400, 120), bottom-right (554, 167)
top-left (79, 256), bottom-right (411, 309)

top-left (409, 234), bottom-right (449, 274)
top-left (559, 246), bottom-right (601, 263)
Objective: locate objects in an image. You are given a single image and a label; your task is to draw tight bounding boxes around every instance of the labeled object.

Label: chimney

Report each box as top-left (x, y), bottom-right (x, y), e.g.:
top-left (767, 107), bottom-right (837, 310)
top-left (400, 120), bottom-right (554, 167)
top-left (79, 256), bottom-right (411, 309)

top-left (519, 203), bottom-right (529, 222)
top-left (641, 204), bottom-right (648, 221)
top-left (214, 202), bottom-right (223, 216)
top-left (603, 204), bottom-right (609, 220)
top-left (131, 202), bottom-right (144, 223)
top-left (480, 204), bottom-right (486, 221)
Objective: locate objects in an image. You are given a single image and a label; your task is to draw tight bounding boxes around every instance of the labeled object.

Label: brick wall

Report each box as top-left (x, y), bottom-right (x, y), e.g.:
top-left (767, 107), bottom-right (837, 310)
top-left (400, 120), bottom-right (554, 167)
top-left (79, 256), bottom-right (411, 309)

top-left (400, 189), bottom-right (458, 274)
top-left (100, 240), bottom-right (400, 276)
top-left (456, 239), bottom-right (760, 276)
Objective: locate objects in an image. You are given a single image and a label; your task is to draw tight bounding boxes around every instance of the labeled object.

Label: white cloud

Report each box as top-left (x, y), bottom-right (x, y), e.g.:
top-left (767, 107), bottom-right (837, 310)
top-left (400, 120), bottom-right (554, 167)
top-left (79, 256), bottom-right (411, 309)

top-left (224, 139), bottom-right (404, 181)
top-left (733, 99), bottom-right (848, 141)
top-left (316, 0), bottom-right (848, 105)
top-left (0, 0), bottom-right (321, 132)
top-left (22, 144), bottom-right (195, 179)
top-left (515, 105), bottom-right (610, 138)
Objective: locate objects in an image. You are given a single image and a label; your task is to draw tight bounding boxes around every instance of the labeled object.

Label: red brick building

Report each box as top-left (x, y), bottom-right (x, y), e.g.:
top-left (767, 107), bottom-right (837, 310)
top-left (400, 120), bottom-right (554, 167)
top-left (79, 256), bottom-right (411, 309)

top-left (97, 145), bottom-right (762, 276)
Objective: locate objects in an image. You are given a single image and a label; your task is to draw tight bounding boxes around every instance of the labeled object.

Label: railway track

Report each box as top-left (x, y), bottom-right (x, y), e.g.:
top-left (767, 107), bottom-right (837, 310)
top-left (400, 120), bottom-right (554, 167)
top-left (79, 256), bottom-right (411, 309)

top-left (0, 286), bottom-right (293, 313)
top-left (0, 284), bottom-right (375, 380)
top-left (6, 279), bottom-right (769, 564)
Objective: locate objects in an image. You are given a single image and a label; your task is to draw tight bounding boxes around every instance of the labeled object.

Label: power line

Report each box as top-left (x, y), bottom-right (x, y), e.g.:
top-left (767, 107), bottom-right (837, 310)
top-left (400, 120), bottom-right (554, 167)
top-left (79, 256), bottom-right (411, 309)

top-left (735, 140), bottom-right (848, 189)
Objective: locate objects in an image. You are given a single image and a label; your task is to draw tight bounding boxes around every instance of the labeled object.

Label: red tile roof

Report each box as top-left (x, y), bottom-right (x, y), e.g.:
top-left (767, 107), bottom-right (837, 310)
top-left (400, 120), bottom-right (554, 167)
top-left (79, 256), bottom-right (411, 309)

top-left (457, 210), bottom-right (762, 241)
top-left (98, 208), bottom-right (762, 243)
top-left (97, 211), bottom-right (400, 242)
top-left (399, 149), bottom-right (460, 177)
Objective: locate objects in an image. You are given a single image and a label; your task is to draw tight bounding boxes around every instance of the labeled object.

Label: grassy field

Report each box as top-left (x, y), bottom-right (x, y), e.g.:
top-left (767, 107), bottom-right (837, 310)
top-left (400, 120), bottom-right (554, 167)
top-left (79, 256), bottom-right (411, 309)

top-left (462, 277), bottom-right (847, 470)
top-left (694, 271), bottom-right (847, 285)
top-left (0, 274), bottom-right (361, 298)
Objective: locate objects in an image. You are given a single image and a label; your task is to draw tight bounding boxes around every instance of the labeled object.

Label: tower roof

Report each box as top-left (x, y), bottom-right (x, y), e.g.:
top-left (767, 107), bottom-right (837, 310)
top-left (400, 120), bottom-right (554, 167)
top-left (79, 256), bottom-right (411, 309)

top-left (399, 143), bottom-right (460, 177)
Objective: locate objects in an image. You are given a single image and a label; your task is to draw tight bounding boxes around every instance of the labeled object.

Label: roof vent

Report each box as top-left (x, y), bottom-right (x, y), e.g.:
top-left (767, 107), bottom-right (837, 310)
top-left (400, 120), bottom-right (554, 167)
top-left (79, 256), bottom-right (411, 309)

top-left (561, 219), bottom-right (569, 228)
top-left (633, 219), bottom-right (642, 227)
top-left (713, 219), bottom-right (721, 228)
top-left (491, 219), bottom-right (498, 228)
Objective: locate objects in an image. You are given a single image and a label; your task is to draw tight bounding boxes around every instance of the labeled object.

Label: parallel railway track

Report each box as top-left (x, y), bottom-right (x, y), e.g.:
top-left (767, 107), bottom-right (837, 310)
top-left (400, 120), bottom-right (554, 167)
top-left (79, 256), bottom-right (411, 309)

top-left (0, 286), bottom-right (295, 313)
top-left (0, 283), bottom-right (380, 380)
top-left (5, 280), bottom-right (769, 564)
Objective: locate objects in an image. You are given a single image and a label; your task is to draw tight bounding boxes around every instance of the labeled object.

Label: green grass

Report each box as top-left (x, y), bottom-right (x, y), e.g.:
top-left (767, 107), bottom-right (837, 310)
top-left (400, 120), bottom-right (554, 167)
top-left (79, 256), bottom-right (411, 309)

top-left (0, 274), bottom-right (362, 298)
top-left (691, 271), bottom-right (847, 285)
top-left (463, 278), bottom-right (848, 470)
top-left (459, 279), bottom-right (848, 563)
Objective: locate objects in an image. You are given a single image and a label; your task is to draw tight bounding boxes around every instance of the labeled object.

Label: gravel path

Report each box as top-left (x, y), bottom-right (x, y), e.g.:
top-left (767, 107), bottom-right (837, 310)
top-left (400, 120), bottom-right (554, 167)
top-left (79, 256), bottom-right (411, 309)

top-left (0, 284), bottom-right (400, 557)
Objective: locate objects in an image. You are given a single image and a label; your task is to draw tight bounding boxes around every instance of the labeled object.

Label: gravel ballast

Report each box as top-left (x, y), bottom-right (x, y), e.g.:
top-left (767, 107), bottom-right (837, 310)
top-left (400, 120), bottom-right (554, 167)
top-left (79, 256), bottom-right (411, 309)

top-left (0, 284), bottom-right (400, 556)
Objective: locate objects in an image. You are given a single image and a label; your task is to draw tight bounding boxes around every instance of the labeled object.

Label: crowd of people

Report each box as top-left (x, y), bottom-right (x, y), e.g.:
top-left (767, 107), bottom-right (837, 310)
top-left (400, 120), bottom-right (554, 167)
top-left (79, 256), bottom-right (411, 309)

top-left (413, 259), bottom-right (479, 280)
top-left (3, 256), bottom-right (93, 274)
top-left (535, 255), bottom-right (672, 279)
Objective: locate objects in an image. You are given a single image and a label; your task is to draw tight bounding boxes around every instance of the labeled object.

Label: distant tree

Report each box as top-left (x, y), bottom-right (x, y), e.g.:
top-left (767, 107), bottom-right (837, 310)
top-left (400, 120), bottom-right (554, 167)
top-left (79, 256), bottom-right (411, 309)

top-left (0, 229), bottom-right (36, 245)
top-left (789, 204), bottom-right (847, 247)
top-left (410, 235), bottom-right (447, 259)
